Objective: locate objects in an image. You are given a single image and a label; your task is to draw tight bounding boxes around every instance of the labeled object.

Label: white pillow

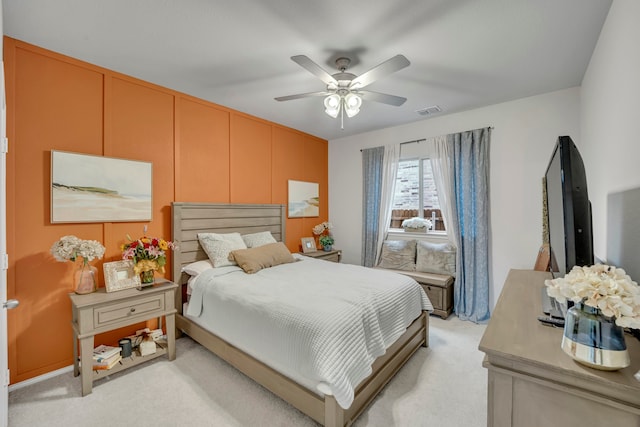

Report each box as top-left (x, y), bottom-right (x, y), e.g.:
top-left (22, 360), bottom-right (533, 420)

top-left (242, 231), bottom-right (277, 248)
top-left (416, 241), bottom-right (456, 276)
top-left (377, 240), bottom-right (417, 271)
top-left (181, 260), bottom-right (213, 276)
top-left (197, 232), bottom-right (247, 267)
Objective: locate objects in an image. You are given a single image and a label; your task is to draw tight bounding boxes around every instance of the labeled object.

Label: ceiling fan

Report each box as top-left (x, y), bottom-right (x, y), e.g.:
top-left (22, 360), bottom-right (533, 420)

top-left (275, 54), bottom-right (410, 128)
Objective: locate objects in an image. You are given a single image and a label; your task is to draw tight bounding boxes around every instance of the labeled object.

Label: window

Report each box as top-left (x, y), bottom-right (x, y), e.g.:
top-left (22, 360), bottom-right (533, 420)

top-left (389, 158), bottom-right (446, 232)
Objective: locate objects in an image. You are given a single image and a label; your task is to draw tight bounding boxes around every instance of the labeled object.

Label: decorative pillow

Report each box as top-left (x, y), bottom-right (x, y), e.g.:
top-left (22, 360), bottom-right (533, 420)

top-left (242, 231), bottom-right (277, 248)
top-left (197, 232), bottom-right (247, 267)
top-left (416, 241), bottom-right (456, 276)
top-left (181, 260), bottom-right (213, 276)
top-left (228, 242), bottom-right (295, 274)
top-left (377, 240), bottom-right (417, 271)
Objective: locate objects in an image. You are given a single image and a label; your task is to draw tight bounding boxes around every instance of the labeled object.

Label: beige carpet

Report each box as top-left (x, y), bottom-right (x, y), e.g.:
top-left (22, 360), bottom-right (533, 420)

top-left (8, 316), bottom-right (487, 427)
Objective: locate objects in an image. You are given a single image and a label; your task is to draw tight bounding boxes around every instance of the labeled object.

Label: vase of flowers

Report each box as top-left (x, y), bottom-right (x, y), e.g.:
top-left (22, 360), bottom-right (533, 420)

top-left (319, 235), bottom-right (335, 251)
top-left (121, 235), bottom-right (176, 286)
top-left (50, 235), bottom-right (105, 294)
top-left (545, 264), bottom-right (640, 370)
top-left (313, 221), bottom-right (333, 248)
top-left (401, 217), bottom-right (433, 233)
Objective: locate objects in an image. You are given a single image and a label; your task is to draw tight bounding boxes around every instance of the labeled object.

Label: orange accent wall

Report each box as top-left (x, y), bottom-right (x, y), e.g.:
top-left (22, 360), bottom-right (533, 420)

top-left (4, 37), bottom-right (329, 384)
top-left (176, 98), bottom-right (230, 202)
top-left (230, 114), bottom-right (273, 203)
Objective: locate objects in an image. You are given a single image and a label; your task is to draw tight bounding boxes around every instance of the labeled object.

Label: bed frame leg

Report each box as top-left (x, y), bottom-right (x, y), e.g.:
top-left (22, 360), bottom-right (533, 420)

top-left (325, 396), bottom-right (345, 427)
top-left (422, 311), bottom-right (429, 348)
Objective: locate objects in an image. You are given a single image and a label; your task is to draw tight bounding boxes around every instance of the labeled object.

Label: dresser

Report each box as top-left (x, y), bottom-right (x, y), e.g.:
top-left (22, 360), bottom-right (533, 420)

top-left (479, 269), bottom-right (640, 427)
top-left (69, 279), bottom-right (178, 396)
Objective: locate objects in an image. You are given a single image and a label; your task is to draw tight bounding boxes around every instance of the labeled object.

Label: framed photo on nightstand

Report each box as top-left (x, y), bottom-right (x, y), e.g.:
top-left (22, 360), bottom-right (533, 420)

top-left (300, 237), bottom-right (317, 253)
top-left (104, 260), bottom-right (140, 292)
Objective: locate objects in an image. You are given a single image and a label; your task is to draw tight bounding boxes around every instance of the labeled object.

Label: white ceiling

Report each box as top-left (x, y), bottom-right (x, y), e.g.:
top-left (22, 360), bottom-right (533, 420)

top-left (3, 0), bottom-right (612, 141)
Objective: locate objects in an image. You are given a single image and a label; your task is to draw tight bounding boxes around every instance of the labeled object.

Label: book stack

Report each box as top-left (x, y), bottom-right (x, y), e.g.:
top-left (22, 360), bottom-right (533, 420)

top-left (92, 344), bottom-right (122, 371)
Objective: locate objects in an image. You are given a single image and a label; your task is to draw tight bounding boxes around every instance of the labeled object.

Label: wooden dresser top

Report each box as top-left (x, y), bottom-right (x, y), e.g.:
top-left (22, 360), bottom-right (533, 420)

top-left (479, 269), bottom-right (640, 402)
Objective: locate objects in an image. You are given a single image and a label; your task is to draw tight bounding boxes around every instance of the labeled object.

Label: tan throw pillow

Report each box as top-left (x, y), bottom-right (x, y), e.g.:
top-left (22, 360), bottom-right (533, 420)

top-left (198, 232), bottom-right (247, 267)
top-left (377, 240), bottom-right (416, 271)
top-left (229, 242), bottom-right (295, 274)
top-left (416, 241), bottom-right (456, 276)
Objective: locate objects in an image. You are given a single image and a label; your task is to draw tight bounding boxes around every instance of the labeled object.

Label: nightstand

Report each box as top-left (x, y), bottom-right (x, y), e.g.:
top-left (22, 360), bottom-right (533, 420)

top-left (68, 279), bottom-right (178, 396)
top-left (301, 249), bottom-right (342, 263)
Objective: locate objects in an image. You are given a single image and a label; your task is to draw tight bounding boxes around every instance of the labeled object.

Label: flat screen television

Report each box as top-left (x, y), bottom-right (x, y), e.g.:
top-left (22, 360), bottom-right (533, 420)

top-left (544, 136), bottom-right (594, 277)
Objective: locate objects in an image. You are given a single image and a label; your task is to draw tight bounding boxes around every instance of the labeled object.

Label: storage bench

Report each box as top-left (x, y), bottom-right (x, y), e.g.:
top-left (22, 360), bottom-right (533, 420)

top-left (375, 267), bottom-right (454, 319)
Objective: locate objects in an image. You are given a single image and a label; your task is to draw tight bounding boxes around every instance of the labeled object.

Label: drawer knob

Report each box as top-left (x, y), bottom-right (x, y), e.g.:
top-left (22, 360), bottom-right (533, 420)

top-left (130, 308), bottom-right (136, 313)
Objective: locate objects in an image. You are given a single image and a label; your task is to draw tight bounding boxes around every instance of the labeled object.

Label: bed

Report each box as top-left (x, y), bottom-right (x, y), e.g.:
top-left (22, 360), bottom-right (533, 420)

top-left (171, 202), bottom-right (431, 427)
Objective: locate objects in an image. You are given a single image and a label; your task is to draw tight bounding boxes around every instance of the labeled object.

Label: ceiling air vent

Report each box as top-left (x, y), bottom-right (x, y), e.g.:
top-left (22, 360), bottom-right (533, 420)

top-left (416, 105), bottom-right (442, 116)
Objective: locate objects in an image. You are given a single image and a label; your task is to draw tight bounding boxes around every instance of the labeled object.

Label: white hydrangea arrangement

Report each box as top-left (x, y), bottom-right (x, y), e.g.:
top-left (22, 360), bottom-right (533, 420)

top-left (50, 235), bottom-right (105, 263)
top-left (401, 217), bottom-right (433, 230)
top-left (545, 264), bottom-right (640, 329)
top-left (312, 221), bottom-right (333, 236)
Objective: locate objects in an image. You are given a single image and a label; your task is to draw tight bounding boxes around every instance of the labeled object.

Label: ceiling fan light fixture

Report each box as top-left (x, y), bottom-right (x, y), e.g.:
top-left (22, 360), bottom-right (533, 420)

top-left (277, 54), bottom-right (410, 126)
top-left (344, 93), bottom-right (362, 117)
top-left (345, 107), bottom-right (359, 118)
top-left (324, 94), bottom-right (341, 118)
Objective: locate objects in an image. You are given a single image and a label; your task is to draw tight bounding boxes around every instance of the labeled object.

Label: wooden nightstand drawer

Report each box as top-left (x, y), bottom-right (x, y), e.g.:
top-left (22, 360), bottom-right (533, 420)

top-left (300, 249), bottom-right (342, 263)
top-left (93, 294), bottom-right (165, 328)
top-left (320, 252), bottom-right (340, 262)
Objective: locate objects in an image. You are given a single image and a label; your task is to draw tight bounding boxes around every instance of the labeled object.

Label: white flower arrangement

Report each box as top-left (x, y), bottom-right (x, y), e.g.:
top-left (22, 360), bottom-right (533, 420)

top-left (313, 221), bottom-right (333, 236)
top-left (545, 264), bottom-right (640, 329)
top-left (50, 235), bottom-right (105, 263)
top-left (401, 217), bottom-right (433, 230)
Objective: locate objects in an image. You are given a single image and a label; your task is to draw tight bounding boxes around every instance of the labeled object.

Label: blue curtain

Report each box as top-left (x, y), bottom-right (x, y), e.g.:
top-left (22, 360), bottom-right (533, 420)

top-left (449, 128), bottom-right (491, 323)
top-left (361, 146), bottom-right (385, 267)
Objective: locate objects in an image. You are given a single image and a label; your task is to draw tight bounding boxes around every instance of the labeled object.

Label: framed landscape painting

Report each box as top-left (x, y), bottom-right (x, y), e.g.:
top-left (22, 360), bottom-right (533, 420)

top-left (288, 180), bottom-right (319, 218)
top-left (51, 150), bottom-right (153, 223)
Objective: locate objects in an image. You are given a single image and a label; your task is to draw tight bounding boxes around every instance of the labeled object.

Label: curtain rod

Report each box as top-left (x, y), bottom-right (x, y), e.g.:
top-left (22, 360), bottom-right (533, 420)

top-left (359, 126), bottom-right (494, 151)
top-left (360, 138), bottom-right (425, 152)
top-left (401, 138), bottom-right (426, 146)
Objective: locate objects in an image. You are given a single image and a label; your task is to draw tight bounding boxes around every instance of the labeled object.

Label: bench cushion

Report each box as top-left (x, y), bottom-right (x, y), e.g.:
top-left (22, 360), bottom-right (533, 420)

top-left (374, 267), bottom-right (453, 287)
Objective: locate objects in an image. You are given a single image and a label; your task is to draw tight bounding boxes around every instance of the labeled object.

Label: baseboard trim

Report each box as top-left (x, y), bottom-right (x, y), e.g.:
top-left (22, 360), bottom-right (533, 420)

top-left (8, 365), bottom-right (73, 392)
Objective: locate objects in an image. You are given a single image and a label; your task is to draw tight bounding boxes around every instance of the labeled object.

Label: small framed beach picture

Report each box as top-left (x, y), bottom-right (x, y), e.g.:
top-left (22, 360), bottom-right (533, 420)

top-left (104, 260), bottom-right (141, 293)
top-left (51, 150), bottom-right (152, 223)
top-left (301, 237), bottom-right (317, 253)
top-left (288, 180), bottom-right (319, 218)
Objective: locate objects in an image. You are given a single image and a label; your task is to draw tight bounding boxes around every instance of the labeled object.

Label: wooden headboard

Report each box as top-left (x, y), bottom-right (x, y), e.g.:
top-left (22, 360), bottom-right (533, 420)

top-left (171, 202), bottom-right (287, 285)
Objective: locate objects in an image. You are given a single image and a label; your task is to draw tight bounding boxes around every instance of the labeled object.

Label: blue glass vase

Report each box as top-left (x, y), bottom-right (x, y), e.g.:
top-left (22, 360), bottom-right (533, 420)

top-left (561, 302), bottom-right (630, 371)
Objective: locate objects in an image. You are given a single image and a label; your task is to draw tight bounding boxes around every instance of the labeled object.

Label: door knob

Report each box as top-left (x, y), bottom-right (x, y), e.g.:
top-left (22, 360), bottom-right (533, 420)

top-left (3, 299), bottom-right (19, 309)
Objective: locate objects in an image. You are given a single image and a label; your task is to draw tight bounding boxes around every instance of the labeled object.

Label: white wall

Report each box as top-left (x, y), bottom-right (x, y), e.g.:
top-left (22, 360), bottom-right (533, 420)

top-left (580, 0), bottom-right (640, 263)
top-left (329, 87), bottom-right (580, 309)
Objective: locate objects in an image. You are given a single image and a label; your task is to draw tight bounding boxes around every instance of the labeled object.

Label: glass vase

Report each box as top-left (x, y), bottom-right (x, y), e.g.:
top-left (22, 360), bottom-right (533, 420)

top-left (561, 302), bottom-right (630, 371)
top-left (74, 261), bottom-right (97, 294)
top-left (139, 269), bottom-right (155, 285)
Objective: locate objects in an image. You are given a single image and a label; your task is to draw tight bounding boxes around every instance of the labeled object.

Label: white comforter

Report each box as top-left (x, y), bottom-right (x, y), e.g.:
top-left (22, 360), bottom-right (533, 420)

top-left (186, 255), bottom-right (432, 409)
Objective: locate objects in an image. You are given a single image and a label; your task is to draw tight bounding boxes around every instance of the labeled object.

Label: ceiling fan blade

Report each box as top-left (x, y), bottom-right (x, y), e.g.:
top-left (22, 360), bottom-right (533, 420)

top-left (350, 55), bottom-right (410, 89)
top-left (358, 90), bottom-right (407, 106)
top-left (274, 91), bottom-right (331, 102)
top-left (291, 55), bottom-right (338, 86)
